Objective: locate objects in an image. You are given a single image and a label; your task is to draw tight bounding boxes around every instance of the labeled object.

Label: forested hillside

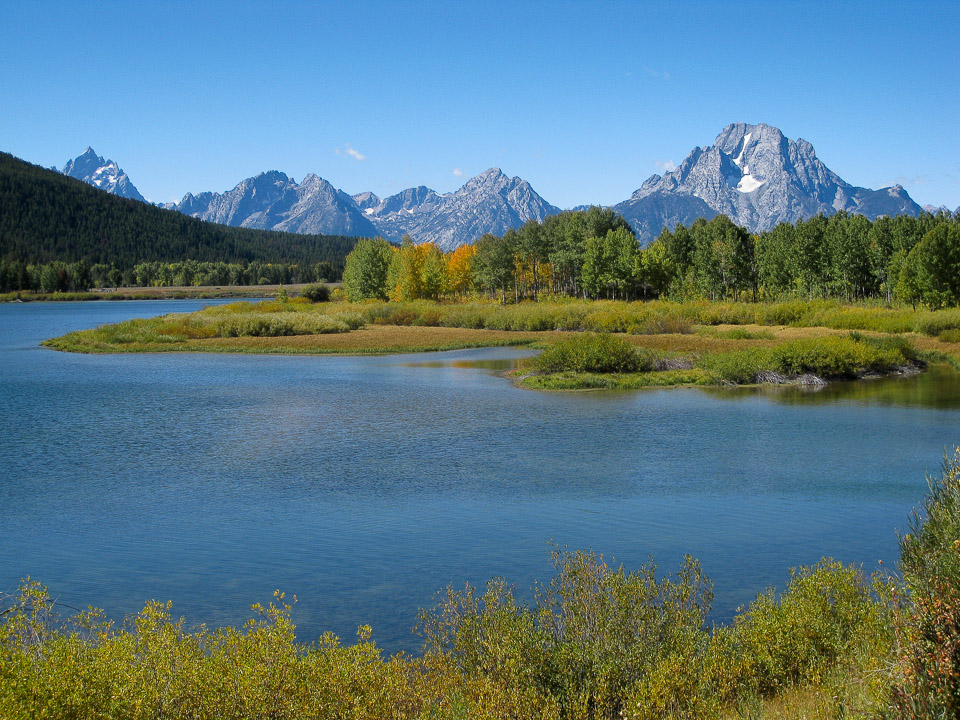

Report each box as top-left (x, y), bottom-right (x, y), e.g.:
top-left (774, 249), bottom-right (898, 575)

top-left (0, 152), bottom-right (359, 272)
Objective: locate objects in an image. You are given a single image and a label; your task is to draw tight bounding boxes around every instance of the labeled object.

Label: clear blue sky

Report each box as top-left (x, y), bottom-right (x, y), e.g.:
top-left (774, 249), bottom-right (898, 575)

top-left (3, 0), bottom-right (958, 210)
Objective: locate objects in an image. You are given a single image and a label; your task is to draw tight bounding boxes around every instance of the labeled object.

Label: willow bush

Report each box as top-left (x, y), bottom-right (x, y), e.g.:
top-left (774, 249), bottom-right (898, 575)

top-left (533, 333), bottom-right (654, 374)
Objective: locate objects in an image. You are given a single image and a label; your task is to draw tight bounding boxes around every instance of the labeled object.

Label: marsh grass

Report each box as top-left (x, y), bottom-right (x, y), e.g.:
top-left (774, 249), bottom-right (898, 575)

top-left (533, 333), bottom-right (654, 373)
top-left (520, 368), bottom-right (711, 390)
top-left (44, 298), bottom-right (960, 379)
top-left (526, 333), bottom-right (920, 389)
top-left (699, 326), bottom-right (776, 340)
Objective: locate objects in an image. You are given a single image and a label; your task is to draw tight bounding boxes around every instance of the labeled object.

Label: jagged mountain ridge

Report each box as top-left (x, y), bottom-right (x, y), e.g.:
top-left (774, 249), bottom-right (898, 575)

top-left (175, 170), bottom-right (378, 237)
top-left (59, 124), bottom-right (930, 248)
top-left (173, 167), bottom-right (558, 250)
top-left (615, 122), bottom-right (923, 243)
top-left (355, 169), bottom-right (560, 250)
top-left (62, 147), bottom-right (145, 202)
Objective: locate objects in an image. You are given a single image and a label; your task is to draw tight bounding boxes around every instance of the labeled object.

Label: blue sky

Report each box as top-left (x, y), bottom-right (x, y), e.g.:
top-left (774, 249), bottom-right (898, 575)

top-left (3, 0), bottom-right (958, 210)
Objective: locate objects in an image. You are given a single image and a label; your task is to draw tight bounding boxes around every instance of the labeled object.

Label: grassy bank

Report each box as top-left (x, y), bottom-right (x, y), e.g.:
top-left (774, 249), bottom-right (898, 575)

top-left (42, 298), bottom-right (960, 390)
top-left (4, 450), bottom-right (960, 719)
top-left (1, 284), bottom-right (324, 303)
top-left (518, 331), bottom-right (924, 390)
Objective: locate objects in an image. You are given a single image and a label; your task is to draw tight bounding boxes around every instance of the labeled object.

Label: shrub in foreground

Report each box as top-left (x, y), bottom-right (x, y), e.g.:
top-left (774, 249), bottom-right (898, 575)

top-left (888, 448), bottom-right (960, 718)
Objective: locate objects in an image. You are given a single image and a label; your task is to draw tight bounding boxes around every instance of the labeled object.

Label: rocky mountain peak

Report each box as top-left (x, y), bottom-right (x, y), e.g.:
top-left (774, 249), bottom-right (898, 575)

top-left (615, 122), bottom-right (922, 244)
top-left (461, 167), bottom-right (509, 192)
top-left (61, 147), bottom-right (145, 202)
top-left (351, 191), bottom-right (381, 211)
top-left (353, 168), bottom-right (559, 249)
top-left (174, 170), bottom-right (377, 237)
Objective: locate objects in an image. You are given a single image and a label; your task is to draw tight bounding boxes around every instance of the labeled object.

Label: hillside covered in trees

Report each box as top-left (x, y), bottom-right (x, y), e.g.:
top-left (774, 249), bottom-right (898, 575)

top-left (342, 207), bottom-right (960, 309)
top-left (0, 152), bottom-right (359, 290)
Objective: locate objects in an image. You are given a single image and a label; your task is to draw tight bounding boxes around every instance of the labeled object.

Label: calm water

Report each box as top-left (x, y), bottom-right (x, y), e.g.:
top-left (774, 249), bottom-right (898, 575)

top-left (2, 301), bottom-right (960, 653)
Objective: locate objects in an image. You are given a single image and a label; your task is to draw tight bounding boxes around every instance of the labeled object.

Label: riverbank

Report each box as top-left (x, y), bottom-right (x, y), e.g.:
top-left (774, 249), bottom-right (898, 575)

top-left (41, 298), bottom-right (960, 391)
top-left (1, 283), bottom-right (338, 303)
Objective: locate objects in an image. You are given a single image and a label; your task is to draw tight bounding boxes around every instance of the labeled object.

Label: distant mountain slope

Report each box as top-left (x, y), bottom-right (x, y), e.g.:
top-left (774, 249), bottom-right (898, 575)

top-left (615, 122), bottom-right (923, 243)
top-left (54, 124), bottom-right (931, 250)
top-left (360, 169), bottom-right (561, 250)
top-left (175, 170), bottom-right (379, 237)
top-left (173, 167), bottom-right (558, 250)
top-left (62, 147), bottom-right (146, 202)
top-left (0, 152), bottom-right (357, 267)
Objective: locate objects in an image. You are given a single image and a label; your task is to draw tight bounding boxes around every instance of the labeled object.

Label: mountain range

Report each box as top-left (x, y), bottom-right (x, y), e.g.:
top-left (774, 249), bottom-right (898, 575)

top-left (61, 124), bottom-right (950, 248)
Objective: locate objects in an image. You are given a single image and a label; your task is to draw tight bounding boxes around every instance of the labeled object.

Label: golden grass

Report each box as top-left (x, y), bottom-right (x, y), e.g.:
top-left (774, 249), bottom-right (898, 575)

top-left (117, 325), bottom-right (565, 355)
top-left (624, 325), bottom-right (856, 354)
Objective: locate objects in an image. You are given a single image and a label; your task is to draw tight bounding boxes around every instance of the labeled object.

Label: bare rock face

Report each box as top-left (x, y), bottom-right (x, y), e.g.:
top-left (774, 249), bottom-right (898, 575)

top-left (174, 168), bottom-right (556, 247)
top-left (62, 147), bottom-right (145, 202)
top-left (358, 169), bottom-right (561, 250)
top-left (615, 123), bottom-right (922, 244)
top-left (175, 171), bottom-right (378, 237)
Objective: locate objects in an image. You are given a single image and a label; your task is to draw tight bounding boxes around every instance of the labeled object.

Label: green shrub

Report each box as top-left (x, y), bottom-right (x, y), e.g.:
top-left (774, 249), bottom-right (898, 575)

top-left (301, 283), bottom-right (331, 302)
top-left (534, 333), bottom-right (649, 373)
top-left (438, 306), bottom-right (486, 329)
top-left (771, 335), bottom-right (911, 378)
top-left (731, 560), bottom-right (890, 697)
top-left (939, 328), bottom-right (960, 343)
top-left (412, 309), bottom-right (442, 326)
top-left (583, 309), bottom-right (632, 333)
top-left (215, 312), bottom-right (351, 337)
top-left (699, 327), bottom-right (775, 340)
top-left (914, 308), bottom-right (960, 336)
top-left (330, 311), bottom-right (365, 330)
top-left (632, 315), bottom-right (694, 335)
top-left (359, 302), bottom-right (393, 325)
top-left (754, 300), bottom-right (810, 326)
top-left (697, 348), bottom-right (773, 384)
top-left (888, 448), bottom-right (960, 718)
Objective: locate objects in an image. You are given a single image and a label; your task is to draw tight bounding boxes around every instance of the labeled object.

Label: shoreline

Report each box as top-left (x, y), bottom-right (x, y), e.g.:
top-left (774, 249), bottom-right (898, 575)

top-left (1, 283), bottom-right (337, 303)
top-left (32, 297), bottom-right (960, 391)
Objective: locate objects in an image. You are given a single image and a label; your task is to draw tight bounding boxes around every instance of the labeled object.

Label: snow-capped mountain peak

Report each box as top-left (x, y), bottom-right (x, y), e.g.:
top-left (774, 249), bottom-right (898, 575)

top-left (61, 147), bottom-right (145, 202)
top-left (615, 122), bottom-right (923, 243)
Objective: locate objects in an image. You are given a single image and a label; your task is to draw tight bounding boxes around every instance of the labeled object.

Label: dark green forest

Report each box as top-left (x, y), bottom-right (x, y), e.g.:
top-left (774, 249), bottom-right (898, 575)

top-left (0, 152), bottom-right (358, 290)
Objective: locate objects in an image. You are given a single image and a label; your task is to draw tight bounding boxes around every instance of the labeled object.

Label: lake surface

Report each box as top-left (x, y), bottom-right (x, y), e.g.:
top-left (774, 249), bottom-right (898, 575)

top-left (2, 301), bottom-right (960, 653)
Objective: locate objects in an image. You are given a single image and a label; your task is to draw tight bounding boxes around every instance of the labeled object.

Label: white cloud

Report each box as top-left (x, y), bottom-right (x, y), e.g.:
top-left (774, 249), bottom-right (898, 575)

top-left (642, 66), bottom-right (671, 81)
top-left (452, 168), bottom-right (464, 177)
top-left (335, 143), bottom-right (366, 161)
top-left (878, 175), bottom-right (928, 190)
top-left (656, 160), bottom-right (676, 173)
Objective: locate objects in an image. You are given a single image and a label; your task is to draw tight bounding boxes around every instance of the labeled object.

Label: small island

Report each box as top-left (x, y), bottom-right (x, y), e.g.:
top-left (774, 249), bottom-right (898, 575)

top-left (42, 295), bottom-right (960, 392)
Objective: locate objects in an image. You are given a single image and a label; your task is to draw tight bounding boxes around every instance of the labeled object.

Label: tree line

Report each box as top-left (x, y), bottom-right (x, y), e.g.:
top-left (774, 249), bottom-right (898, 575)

top-left (342, 207), bottom-right (960, 308)
top-left (0, 152), bottom-right (355, 280)
top-left (0, 259), bottom-right (340, 293)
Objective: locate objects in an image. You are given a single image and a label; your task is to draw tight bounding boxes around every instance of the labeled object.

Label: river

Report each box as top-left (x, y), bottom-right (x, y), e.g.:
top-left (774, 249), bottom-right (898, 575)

top-left (2, 300), bottom-right (959, 652)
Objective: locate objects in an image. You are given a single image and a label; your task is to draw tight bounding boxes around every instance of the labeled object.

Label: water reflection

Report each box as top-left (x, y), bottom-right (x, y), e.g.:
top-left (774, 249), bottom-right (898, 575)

top-left (701, 364), bottom-right (960, 410)
top-left (399, 348), bottom-right (534, 372)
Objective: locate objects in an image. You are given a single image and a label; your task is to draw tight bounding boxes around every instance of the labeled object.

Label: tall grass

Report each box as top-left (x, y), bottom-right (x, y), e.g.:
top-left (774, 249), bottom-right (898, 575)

top-left (332, 299), bottom-right (960, 337)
